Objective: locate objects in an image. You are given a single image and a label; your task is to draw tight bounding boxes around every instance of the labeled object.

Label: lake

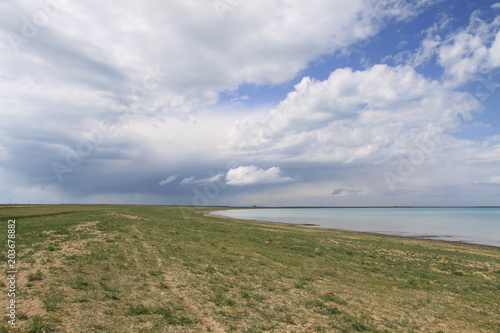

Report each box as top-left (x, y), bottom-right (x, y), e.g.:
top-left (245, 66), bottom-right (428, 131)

top-left (212, 207), bottom-right (500, 247)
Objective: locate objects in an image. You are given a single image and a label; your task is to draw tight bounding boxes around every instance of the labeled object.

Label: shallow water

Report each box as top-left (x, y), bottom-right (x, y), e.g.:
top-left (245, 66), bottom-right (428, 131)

top-left (212, 208), bottom-right (500, 247)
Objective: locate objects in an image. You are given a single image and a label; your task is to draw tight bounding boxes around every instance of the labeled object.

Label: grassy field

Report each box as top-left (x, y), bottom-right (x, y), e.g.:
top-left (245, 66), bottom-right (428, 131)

top-left (0, 205), bottom-right (499, 332)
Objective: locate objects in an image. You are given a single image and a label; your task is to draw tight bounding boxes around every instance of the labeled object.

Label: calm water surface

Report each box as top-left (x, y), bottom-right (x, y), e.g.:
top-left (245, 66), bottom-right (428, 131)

top-left (212, 208), bottom-right (500, 247)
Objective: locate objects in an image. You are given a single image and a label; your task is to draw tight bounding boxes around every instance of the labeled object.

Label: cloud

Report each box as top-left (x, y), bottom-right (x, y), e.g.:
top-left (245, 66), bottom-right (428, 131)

top-left (408, 10), bottom-right (500, 86)
top-left (480, 175), bottom-right (500, 186)
top-left (159, 175), bottom-right (177, 186)
top-left (1, 1), bottom-right (499, 206)
top-left (489, 31), bottom-right (500, 67)
top-left (180, 173), bottom-right (224, 185)
top-left (332, 188), bottom-right (363, 196)
top-left (0, 0), bottom-right (431, 117)
top-left (180, 177), bottom-right (195, 185)
top-left (492, 3), bottom-right (500, 9)
top-left (488, 175), bottom-right (500, 185)
top-left (228, 64), bottom-right (479, 164)
top-left (226, 166), bottom-right (294, 185)
top-left (0, 0), bottom-right (436, 196)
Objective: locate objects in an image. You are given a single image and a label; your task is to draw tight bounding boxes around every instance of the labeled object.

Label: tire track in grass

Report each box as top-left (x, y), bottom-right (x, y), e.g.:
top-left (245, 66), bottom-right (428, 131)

top-left (131, 226), bottom-right (226, 333)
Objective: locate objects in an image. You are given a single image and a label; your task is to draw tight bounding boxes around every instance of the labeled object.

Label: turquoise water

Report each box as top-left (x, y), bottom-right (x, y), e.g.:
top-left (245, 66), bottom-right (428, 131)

top-left (212, 208), bottom-right (500, 247)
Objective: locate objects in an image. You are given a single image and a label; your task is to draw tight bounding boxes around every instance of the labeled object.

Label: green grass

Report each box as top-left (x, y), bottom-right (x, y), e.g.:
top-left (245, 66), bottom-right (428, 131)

top-left (26, 316), bottom-right (56, 333)
top-left (0, 204), bottom-right (498, 332)
top-left (27, 270), bottom-right (44, 282)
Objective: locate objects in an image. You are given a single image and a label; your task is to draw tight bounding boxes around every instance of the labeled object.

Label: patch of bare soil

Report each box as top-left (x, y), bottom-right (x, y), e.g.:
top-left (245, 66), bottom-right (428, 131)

top-left (108, 213), bottom-right (147, 220)
top-left (11, 221), bottom-right (116, 331)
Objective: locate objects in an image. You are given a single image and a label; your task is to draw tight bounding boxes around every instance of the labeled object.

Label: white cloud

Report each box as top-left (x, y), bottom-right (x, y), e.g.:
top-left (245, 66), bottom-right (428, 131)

top-left (438, 32), bottom-right (490, 86)
top-left (487, 175), bottom-right (500, 185)
top-left (180, 173), bottom-right (224, 185)
top-left (331, 188), bottom-right (363, 196)
top-left (159, 175), bottom-right (177, 186)
top-left (1, 0), bottom-right (499, 206)
top-left (475, 175), bottom-right (500, 186)
top-left (0, 0), bottom-right (430, 122)
top-left (409, 11), bottom-right (500, 86)
top-left (226, 166), bottom-right (294, 185)
top-left (180, 177), bottom-right (195, 185)
top-left (197, 173), bottom-right (225, 185)
top-left (228, 64), bottom-right (479, 164)
top-left (492, 3), bottom-right (500, 9)
top-left (489, 31), bottom-right (500, 67)
top-left (0, 0), bottom-right (437, 194)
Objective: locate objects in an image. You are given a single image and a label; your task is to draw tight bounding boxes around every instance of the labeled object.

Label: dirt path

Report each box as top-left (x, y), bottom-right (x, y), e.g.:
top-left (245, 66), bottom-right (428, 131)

top-left (131, 226), bottom-right (226, 333)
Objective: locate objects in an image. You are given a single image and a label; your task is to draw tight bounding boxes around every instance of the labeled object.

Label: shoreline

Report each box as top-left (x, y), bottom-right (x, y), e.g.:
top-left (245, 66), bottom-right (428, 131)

top-left (206, 210), bottom-right (500, 250)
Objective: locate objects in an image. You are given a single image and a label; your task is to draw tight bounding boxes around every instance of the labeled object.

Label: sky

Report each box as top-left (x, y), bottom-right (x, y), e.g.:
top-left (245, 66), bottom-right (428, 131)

top-left (0, 0), bottom-right (499, 206)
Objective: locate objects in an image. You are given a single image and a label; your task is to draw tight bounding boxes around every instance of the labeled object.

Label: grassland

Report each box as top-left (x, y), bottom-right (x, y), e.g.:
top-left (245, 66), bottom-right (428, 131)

top-left (0, 205), bottom-right (499, 332)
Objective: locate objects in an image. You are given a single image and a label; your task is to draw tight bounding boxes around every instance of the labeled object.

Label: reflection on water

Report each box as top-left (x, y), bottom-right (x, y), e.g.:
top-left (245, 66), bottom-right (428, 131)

top-left (212, 208), bottom-right (500, 247)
